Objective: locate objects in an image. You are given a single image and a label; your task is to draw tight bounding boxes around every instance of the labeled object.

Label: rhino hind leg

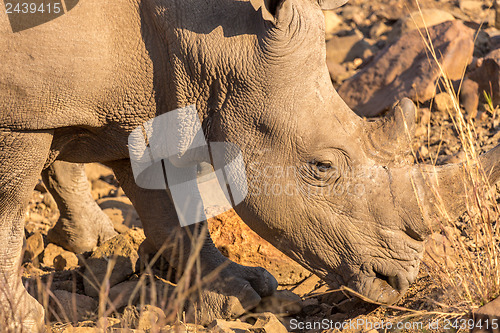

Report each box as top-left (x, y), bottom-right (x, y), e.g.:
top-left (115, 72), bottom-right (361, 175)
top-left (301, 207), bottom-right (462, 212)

top-left (44, 161), bottom-right (117, 254)
top-left (107, 159), bottom-right (277, 324)
top-left (0, 130), bottom-right (53, 332)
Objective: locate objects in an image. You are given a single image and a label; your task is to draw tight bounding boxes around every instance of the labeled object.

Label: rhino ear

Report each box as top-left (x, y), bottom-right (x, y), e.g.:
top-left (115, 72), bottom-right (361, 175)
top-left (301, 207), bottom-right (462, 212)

top-left (250, 0), bottom-right (283, 22)
top-left (318, 0), bottom-right (349, 10)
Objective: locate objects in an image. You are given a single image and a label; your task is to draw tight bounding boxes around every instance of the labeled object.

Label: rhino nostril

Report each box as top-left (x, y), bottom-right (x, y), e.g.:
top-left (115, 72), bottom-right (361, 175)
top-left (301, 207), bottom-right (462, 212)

top-left (403, 226), bottom-right (424, 242)
top-left (374, 270), bottom-right (399, 291)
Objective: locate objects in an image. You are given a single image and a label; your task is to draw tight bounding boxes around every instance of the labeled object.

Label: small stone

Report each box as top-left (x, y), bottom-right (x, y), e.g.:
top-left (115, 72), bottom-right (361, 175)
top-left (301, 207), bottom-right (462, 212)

top-left (137, 305), bottom-right (167, 331)
top-left (418, 108), bottom-right (431, 125)
top-left (255, 290), bottom-right (303, 316)
top-left (207, 319), bottom-right (252, 333)
top-left (51, 290), bottom-right (97, 322)
top-left (83, 234), bottom-right (139, 298)
top-left (23, 232), bottom-right (44, 263)
top-left (54, 251), bottom-right (79, 271)
top-left (96, 317), bottom-right (121, 329)
top-left (434, 92), bottom-right (455, 112)
top-left (418, 145), bottom-right (429, 159)
top-left (369, 21), bottom-right (390, 39)
top-left (248, 312), bottom-right (288, 333)
top-left (43, 243), bottom-right (66, 266)
top-left (414, 126), bottom-right (427, 137)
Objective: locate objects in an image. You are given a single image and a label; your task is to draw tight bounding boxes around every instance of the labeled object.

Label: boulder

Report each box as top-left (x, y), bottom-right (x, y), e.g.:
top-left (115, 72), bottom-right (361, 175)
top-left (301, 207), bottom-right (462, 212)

top-left (338, 21), bottom-right (474, 117)
top-left (83, 234), bottom-right (139, 298)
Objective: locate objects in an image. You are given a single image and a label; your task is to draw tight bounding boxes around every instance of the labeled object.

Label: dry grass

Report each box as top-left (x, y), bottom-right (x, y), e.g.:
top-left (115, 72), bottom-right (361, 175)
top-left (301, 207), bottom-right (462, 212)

top-left (0, 225), bottom-right (214, 332)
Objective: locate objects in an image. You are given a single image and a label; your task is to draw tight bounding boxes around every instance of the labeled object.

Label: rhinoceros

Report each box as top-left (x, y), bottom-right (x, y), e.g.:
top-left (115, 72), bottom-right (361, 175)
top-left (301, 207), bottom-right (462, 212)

top-left (1, 0), bottom-right (500, 331)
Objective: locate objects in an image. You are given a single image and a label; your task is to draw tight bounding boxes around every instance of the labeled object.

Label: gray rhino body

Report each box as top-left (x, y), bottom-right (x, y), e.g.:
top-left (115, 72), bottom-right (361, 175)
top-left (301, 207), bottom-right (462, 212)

top-left (1, 0), bottom-right (500, 331)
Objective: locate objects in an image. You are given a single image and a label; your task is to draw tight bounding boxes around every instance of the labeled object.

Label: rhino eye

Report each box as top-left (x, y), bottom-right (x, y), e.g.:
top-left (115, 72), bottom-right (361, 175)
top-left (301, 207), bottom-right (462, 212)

top-left (315, 161), bottom-right (332, 172)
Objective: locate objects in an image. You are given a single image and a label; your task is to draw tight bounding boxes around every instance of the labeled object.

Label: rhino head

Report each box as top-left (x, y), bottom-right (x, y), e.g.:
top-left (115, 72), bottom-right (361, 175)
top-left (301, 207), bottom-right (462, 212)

top-left (158, 0), bottom-right (500, 304)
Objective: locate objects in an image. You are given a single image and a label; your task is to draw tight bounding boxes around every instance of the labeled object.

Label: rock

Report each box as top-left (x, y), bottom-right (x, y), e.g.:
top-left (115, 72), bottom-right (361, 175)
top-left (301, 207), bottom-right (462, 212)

top-left (96, 317), bottom-right (121, 329)
top-left (23, 232), bottom-right (44, 263)
top-left (91, 179), bottom-right (117, 200)
top-left (62, 328), bottom-right (103, 333)
top-left (461, 49), bottom-right (500, 117)
top-left (137, 305), bottom-right (167, 331)
top-left (85, 163), bottom-right (114, 182)
top-left (108, 280), bottom-right (140, 310)
top-left (207, 319), bottom-right (252, 333)
top-left (248, 312), bottom-right (288, 333)
top-left (121, 306), bottom-right (140, 329)
top-left (324, 11), bottom-right (342, 40)
top-left (98, 197), bottom-right (142, 230)
top-left (255, 290), bottom-right (303, 316)
top-left (83, 234), bottom-right (139, 298)
top-left (472, 296), bottom-right (500, 333)
top-left (338, 21), bottom-right (474, 117)
top-left (401, 9), bottom-right (455, 34)
top-left (434, 92), bottom-right (454, 112)
top-left (496, 0), bottom-right (500, 30)
top-left (43, 243), bottom-right (66, 266)
top-left (461, 79), bottom-right (480, 117)
top-left (459, 0), bottom-right (484, 16)
top-left (160, 323), bottom-right (207, 332)
top-left (208, 210), bottom-right (311, 286)
top-left (54, 251), bottom-right (79, 271)
top-left (326, 32), bottom-right (372, 64)
top-left (51, 290), bottom-right (97, 322)
top-left (369, 21), bottom-right (391, 39)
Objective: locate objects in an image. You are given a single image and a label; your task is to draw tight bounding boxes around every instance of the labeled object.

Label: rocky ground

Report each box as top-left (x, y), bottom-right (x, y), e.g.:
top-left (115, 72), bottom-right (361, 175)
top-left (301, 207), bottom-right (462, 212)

top-left (19, 0), bottom-right (500, 332)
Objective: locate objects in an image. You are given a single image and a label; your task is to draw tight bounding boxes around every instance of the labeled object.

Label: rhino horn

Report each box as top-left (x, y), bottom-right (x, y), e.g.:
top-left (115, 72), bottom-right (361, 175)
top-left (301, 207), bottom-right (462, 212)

top-left (363, 98), bottom-right (416, 165)
top-left (411, 144), bottom-right (500, 228)
top-left (318, 0), bottom-right (349, 10)
top-left (250, 0), bottom-right (349, 23)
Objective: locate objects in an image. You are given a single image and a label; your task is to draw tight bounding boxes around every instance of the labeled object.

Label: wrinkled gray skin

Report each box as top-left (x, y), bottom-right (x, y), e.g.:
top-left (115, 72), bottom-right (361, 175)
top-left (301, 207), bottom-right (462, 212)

top-left (1, 0), bottom-right (500, 331)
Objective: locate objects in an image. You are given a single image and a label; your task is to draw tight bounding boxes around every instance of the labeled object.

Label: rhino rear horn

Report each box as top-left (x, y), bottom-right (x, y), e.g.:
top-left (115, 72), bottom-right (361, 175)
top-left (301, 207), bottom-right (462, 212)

top-left (318, 0), bottom-right (349, 10)
top-left (250, 0), bottom-right (282, 22)
top-left (364, 98), bottom-right (416, 165)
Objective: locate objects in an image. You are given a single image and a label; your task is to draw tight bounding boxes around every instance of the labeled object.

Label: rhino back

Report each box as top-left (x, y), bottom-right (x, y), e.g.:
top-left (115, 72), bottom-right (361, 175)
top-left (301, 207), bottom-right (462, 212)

top-left (0, 0), bottom-right (158, 130)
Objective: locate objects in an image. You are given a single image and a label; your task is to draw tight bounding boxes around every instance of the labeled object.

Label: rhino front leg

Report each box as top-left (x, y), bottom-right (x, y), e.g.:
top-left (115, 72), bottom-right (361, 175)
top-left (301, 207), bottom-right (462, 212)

top-left (44, 161), bottom-right (117, 253)
top-left (107, 159), bottom-right (278, 324)
top-left (0, 130), bottom-right (53, 332)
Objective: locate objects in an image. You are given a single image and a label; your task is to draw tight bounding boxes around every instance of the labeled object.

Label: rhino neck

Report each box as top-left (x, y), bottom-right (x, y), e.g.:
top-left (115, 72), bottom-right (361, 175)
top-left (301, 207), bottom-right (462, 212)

top-left (141, 0), bottom-right (266, 136)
